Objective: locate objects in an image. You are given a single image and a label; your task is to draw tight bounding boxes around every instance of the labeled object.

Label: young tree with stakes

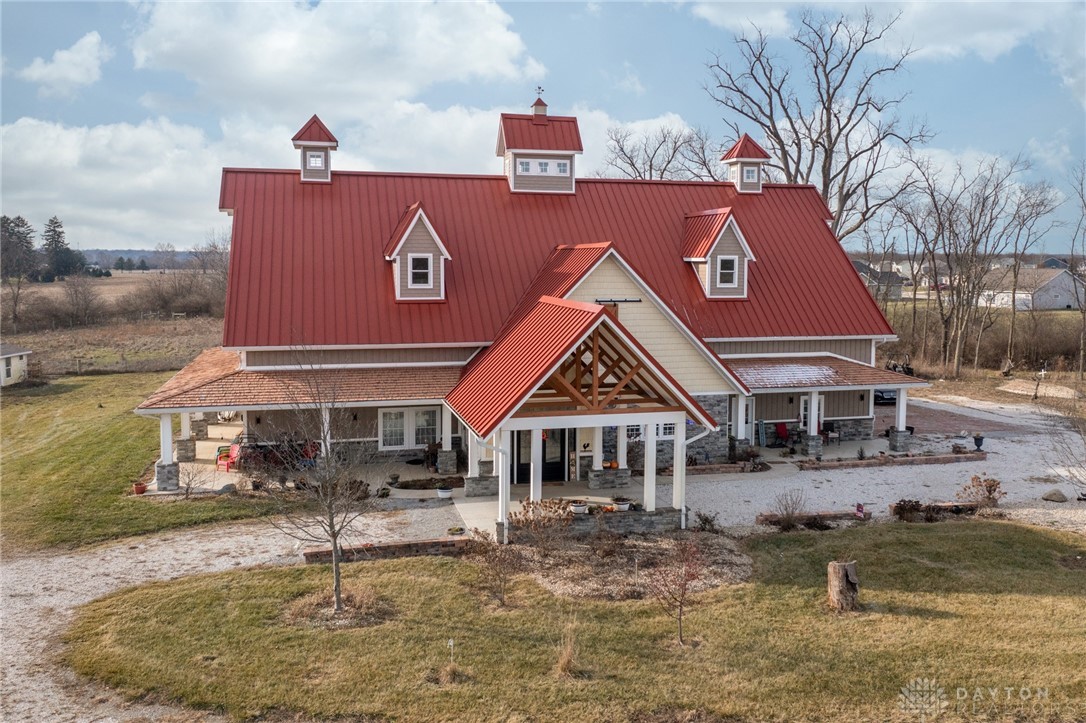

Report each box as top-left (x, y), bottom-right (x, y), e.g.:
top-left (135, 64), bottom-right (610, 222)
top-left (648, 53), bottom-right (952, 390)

top-left (645, 539), bottom-right (705, 646)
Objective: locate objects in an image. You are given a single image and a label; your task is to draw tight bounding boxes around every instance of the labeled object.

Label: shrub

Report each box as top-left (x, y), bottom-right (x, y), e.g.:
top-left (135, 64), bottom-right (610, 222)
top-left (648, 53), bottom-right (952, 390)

top-left (893, 499), bottom-right (923, 522)
top-left (692, 510), bottom-right (721, 534)
top-left (773, 489), bottom-right (808, 531)
top-left (856, 445), bottom-right (867, 461)
top-left (467, 529), bottom-right (526, 606)
top-left (507, 498), bottom-right (572, 554)
top-left (956, 475), bottom-right (1006, 507)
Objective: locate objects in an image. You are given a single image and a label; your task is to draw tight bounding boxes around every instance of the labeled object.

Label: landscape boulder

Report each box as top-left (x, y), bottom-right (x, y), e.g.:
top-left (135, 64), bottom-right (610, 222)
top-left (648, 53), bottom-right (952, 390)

top-left (217, 483), bottom-right (237, 495)
top-left (1041, 488), bottom-right (1068, 503)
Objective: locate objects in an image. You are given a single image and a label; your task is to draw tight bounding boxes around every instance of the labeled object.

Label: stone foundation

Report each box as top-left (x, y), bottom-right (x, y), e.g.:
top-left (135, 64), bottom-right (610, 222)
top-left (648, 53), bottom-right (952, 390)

top-left (888, 428), bottom-right (911, 452)
top-left (502, 507), bottom-right (683, 540)
top-left (174, 438), bottom-right (196, 462)
top-left (464, 474), bottom-right (499, 497)
top-left (155, 462), bottom-right (179, 491)
top-left (304, 536), bottom-right (470, 564)
top-left (587, 467), bottom-right (631, 489)
top-left (801, 434), bottom-right (823, 459)
top-left (191, 416), bottom-right (209, 440)
top-left (436, 449), bottom-right (457, 475)
top-left (833, 417), bottom-right (874, 441)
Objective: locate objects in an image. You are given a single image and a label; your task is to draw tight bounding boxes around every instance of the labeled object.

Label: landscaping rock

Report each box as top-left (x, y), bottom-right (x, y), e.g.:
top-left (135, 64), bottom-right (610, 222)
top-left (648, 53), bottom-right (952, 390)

top-left (1041, 488), bottom-right (1068, 503)
top-left (217, 483), bottom-right (237, 495)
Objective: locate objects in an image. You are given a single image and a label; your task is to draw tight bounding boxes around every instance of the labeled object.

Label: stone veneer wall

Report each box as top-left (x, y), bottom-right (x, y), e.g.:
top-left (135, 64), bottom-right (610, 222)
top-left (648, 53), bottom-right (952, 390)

top-left (601, 395), bottom-right (733, 472)
top-left (761, 417), bottom-right (874, 447)
top-left (501, 507), bottom-right (683, 540)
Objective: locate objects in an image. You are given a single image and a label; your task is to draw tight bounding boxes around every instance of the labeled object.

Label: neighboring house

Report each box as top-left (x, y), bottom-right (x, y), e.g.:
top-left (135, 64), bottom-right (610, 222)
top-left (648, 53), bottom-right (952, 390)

top-left (982, 268), bottom-right (1086, 310)
top-left (138, 101), bottom-right (924, 527)
top-left (1040, 256), bottom-right (1070, 270)
top-left (851, 260), bottom-right (905, 300)
top-left (0, 344), bottom-right (32, 387)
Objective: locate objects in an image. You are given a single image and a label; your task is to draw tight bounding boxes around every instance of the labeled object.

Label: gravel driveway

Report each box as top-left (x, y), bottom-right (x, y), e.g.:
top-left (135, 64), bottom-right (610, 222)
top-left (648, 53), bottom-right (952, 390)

top-left (0, 504), bottom-right (464, 722)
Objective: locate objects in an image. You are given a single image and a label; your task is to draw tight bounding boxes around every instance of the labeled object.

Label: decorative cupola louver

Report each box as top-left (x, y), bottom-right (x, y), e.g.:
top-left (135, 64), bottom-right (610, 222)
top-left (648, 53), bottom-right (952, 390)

top-left (495, 96), bottom-right (583, 194)
top-left (292, 115), bottom-right (338, 183)
top-left (721, 134), bottom-right (770, 194)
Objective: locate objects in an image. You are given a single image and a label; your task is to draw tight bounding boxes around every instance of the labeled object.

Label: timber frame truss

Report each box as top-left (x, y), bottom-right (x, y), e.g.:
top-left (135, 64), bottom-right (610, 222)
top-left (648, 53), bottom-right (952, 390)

top-left (513, 324), bottom-right (685, 419)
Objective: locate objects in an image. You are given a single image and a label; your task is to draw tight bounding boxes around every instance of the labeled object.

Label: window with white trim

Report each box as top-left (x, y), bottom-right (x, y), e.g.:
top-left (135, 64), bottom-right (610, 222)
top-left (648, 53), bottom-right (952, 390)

top-left (306, 151), bottom-right (324, 170)
top-left (379, 406), bottom-right (442, 450)
top-left (518, 160), bottom-right (531, 174)
top-left (743, 166), bottom-right (757, 182)
top-left (656, 422), bottom-right (676, 440)
top-left (408, 254), bottom-right (432, 288)
top-left (556, 161), bottom-right (569, 175)
top-left (4, 358), bottom-right (10, 378)
top-left (538, 161), bottom-right (549, 174)
top-left (516, 158), bottom-right (571, 176)
top-left (716, 256), bottom-right (738, 287)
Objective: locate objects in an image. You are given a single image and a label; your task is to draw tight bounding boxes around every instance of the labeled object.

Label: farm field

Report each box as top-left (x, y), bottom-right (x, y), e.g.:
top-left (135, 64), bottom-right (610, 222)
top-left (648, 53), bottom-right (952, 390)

top-left (16, 270), bottom-right (193, 302)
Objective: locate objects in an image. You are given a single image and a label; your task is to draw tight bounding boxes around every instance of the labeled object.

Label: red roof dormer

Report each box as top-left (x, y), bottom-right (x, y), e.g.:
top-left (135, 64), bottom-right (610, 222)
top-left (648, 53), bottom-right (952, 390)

top-left (722, 134), bottom-right (769, 194)
top-left (722, 134), bottom-right (770, 161)
top-left (292, 115), bottom-right (338, 183)
top-left (292, 115), bottom-right (338, 146)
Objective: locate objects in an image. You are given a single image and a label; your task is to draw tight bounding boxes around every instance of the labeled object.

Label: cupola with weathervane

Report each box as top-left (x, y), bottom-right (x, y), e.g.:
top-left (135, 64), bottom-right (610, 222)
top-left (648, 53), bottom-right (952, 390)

top-left (292, 115), bottom-right (338, 183)
top-left (721, 134), bottom-right (770, 193)
top-left (496, 91), bottom-right (583, 194)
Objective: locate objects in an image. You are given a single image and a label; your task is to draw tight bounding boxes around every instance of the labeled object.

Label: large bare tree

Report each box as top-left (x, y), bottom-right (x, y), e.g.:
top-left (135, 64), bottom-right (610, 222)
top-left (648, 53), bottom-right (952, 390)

top-left (706, 9), bottom-right (931, 239)
top-left (600, 125), bottom-right (724, 181)
top-left (1070, 162), bottom-right (1086, 381)
top-left (1003, 182), bottom-right (1061, 361)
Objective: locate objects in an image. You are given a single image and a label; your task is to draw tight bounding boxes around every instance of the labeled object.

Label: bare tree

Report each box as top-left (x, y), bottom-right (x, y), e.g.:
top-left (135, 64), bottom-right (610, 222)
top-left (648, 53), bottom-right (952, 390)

top-left (188, 228), bottom-right (231, 316)
top-left (153, 242), bottom-right (179, 271)
top-left (706, 9), bottom-right (931, 240)
top-left (61, 273), bottom-right (102, 327)
top-left (600, 125), bottom-right (724, 181)
top-left (645, 539), bottom-right (704, 646)
top-left (1004, 182), bottom-right (1062, 361)
top-left (1069, 162), bottom-right (1086, 381)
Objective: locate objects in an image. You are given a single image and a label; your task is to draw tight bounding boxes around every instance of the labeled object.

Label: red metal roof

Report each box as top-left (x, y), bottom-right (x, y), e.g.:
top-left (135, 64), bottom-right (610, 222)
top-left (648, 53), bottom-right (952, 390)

top-left (446, 296), bottom-right (714, 438)
top-left (499, 242), bottom-right (612, 333)
top-left (219, 171), bottom-right (893, 348)
top-left (721, 356), bottom-right (927, 391)
top-left (292, 115), bottom-right (338, 145)
top-left (498, 113), bottom-right (583, 152)
top-left (681, 208), bottom-right (732, 260)
top-left (722, 134), bottom-right (770, 160)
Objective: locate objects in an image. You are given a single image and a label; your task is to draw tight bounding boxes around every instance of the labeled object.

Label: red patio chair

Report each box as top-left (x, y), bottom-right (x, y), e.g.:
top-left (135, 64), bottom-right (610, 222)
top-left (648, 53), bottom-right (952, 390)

top-left (216, 443), bottom-right (241, 472)
top-left (774, 422), bottom-right (790, 447)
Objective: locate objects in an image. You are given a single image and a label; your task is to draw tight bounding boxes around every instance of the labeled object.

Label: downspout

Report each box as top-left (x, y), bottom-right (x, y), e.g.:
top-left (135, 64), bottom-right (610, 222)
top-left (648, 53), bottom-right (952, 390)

top-left (679, 426), bottom-right (714, 530)
top-left (474, 434), bottom-right (512, 544)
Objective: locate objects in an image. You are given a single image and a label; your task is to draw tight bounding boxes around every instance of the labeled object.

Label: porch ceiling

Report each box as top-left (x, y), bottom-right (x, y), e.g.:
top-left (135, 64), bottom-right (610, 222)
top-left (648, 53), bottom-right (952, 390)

top-left (720, 355), bottom-right (927, 392)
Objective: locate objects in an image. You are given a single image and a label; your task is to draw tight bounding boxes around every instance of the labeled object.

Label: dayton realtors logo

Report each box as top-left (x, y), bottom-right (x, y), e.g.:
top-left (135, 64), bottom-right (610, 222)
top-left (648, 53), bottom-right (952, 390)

top-left (898, 678), bottom-right (948, 720)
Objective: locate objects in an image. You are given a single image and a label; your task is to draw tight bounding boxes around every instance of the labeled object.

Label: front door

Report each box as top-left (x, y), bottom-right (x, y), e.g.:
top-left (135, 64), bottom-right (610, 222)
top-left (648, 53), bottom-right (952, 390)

top-left (512, 429), bottom-right (567, 483)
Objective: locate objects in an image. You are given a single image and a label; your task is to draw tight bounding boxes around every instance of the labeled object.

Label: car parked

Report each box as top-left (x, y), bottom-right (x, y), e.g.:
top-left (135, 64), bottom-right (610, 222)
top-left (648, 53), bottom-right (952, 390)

top-left (874, 389), bottom-right (898, 405)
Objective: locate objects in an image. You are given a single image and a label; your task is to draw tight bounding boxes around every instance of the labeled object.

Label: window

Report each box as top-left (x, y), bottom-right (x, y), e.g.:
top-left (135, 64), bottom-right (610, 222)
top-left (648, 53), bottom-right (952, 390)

top-left (743, 166), bottom-right (757, 182)
top-left (538, 161), bottom-right (549, 174)
top-left (4, 358), bottom-right (10, 378)
top-left (716, 256), bottom-right (738, 287)
top-left (556, 161), bottom-right (569, 175)
top-left (518, 160), bottom-right (531, 174)
top-left (414, 409), bottom-right (438, 446)
top-left (381, 411), bottom-right (405, 448)
top-left (657, 422), bottom-right (676, 440)
top-left (408, 254), bottom-right (432, 288)
top-left (306, 151), bottom-right (324, 170)
top-left (379, 406), bottom-right (442, 450)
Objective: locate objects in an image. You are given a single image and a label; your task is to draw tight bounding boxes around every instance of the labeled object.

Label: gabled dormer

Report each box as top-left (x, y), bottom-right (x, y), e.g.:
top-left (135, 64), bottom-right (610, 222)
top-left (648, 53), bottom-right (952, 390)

top-left (292, 115), bottom-right (338, 183)
top-left (496, 97), bottom-right (583, 195)
top-left (722, 134), bottom-right (770, 194)
top-left (384, 202), bottom-right (451, 302)
top-left (682, 208), bottom-right (756, 299)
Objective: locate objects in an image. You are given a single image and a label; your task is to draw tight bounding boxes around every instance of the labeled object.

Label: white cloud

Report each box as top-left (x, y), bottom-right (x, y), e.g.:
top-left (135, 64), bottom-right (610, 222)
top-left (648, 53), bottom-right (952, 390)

top-left (131, 2), bottom-right (545, 125)
top-left (17, 31), bottom-right (113, 98)
top-left (1027, 132), bottom-right (1073, 174)
top-left (690, 3), bottom-right (793, 36)
top-left (615, 62), bottom-right (646, 96)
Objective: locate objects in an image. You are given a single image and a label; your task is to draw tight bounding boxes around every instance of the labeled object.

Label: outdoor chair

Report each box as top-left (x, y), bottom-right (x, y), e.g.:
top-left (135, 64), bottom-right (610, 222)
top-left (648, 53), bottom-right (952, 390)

top-left (769, 422), bottom-right (790, 448)
top-left (822, 421), bottom-right (841, 446)
top-left (216, 443), bottom-right (241, 472)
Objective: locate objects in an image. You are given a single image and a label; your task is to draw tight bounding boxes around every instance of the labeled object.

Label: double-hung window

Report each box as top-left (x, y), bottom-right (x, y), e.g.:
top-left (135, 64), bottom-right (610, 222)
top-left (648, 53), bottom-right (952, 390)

top-left (716, 256), bottom-right (738, 287)
top-left (380, 407), bottom-right (442, 450)
top-left (408, 254), bottom-right (432, 288)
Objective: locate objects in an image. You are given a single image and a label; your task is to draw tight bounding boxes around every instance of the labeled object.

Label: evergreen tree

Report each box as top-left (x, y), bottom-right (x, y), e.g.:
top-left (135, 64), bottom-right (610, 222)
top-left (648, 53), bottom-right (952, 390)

top-left (114, 256), bottom-right (126, 271)
top-left (124, 257), bottom-right (135, 270)
top-left (41, 216), bottom-right (77, 276)
top-left (1, 215), bottom-right (39, 331)
top-left (136, 257), bottom-right (150, 271)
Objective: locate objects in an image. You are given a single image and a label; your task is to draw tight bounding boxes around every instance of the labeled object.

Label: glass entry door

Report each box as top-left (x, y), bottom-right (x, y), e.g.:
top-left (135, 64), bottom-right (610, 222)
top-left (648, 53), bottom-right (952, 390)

top-left (512, 429), bottom-right (568, 483)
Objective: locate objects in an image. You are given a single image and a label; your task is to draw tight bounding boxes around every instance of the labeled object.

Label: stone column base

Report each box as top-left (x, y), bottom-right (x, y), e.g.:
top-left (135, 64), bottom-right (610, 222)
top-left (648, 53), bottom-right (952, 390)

top-left (477, 459), bottom-right (494, 477)
top-left (436, 449), bottom-right (458, 475)
top-left (888, 428), bottom-right (911, 452)
top-left (587, 467), bottom-right (632, 489)
top-left (155, 462), bottom-right (180, 491)
top-left (191, 418), bottom-right (209, 440)
top-left (801, 434), bottom-right (823, 459)
top-left (464, 475), bottom-right (499, 497)
top-left (175, 438), bottom-right (197, 462)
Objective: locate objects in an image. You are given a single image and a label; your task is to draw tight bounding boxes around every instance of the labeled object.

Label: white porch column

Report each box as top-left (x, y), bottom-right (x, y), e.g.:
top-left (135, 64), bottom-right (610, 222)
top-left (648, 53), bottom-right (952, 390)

top-left (467, 434), bottom-right (480, 477)
top-left (895, 388), bottom-right (908, 430)
top-left (497, 428), bottom-right (512, 543)
top-left (736, 395), bottom-right (749, 441)
top-left (592, 426), bottom-right (603, 470)
top-left (159, 414), bottom-right (173, 464)
top-left (320, 406), bottom-right (331, 455)
top-left (672, 420), bottom-right (685, 514)
top-left (441, 405), bottom-right (453, 450)
top-left (180, 412), bottom-right (191, 439)
top-left (617, 425), bottom-right (628, 468)
top-left (529, 428), bottom-right (543, 502)
top-left (807, 391), bottom-right (820, 436)
top-left (643, 422), bottom-right (657, 512)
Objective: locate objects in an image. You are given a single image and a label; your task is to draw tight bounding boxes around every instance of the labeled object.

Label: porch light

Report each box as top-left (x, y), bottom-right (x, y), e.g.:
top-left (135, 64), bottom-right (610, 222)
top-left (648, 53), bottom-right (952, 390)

top-left (860, 393), bottom-right (865, 401)
top-left (788, 396), bottom-right (794, 404)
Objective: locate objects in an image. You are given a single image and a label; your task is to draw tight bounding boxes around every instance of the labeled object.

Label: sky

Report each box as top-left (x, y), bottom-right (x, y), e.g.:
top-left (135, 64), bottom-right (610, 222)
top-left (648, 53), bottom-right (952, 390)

top-left (1, 1), bottom-right (1084, 253)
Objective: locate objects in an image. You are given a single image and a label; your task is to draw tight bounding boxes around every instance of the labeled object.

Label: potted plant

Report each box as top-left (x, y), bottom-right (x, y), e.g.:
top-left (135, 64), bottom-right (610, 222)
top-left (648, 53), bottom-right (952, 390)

top-left (972, 433), bottom-right (984, 451)
top-left (388, 472), bottom-right (400, 487)
top-left (132, 481), bottom-right (148, 495)
top-left (436, 482), bottom-right (453, 499)
top-left (569, 499), bottom-right (589, 514)
top-left (611, 495), bottom-right (632, 511)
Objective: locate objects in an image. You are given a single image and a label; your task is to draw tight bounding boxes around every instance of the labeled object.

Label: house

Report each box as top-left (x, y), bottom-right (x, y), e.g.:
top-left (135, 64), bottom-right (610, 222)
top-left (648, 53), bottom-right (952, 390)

top-left (137, 101), bottom-right (924, 530)
top-left (0, 343), bottom-right (32, 386)
top-left (1040, 256), bottom-right (1070, 270)
top-left (851, 260), bottom-right (905, 300)
top-left (982, 267), bottom-right (1085, 310)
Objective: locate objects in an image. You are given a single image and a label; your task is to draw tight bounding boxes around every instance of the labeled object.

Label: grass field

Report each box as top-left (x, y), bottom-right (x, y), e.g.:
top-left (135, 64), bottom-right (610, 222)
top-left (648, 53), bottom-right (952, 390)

top-left (0, 373), bottom-right (278, 550)
top-left (65, 521), bottom-right (1086, 722)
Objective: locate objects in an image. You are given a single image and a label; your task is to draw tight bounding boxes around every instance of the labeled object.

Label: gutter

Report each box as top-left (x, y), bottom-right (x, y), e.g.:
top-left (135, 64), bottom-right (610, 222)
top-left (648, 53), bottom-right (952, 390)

top-left (678, 426), bottom-right (714, 530)
top-left (473, 434), bottom-right (512, 544)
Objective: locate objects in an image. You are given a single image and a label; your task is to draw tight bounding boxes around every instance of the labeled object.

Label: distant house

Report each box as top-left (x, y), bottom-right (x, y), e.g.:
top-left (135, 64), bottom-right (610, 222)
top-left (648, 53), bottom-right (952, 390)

top-left (0, 344), bottom-right (32, 387)
top-left (982, 268), bottom-right (1085, 310)
top-left (1040, 256), bottom-right (1070, 270)
top-left (851, 260), bottom-right (905, 300)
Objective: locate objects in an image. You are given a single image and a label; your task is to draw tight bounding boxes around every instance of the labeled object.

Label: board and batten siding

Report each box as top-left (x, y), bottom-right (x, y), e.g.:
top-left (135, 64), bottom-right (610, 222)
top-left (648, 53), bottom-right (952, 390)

top-left (707, 225), bottom-right (748, 297)
top-left (567, 256), bottom-right (734, 395)
top-left (396, 222), bottom-right (444, 300)
top-left (511, 153), bottom-right (575, 193)
top-left (713, 338), bottom-right (873, 363)
top-left (251, 408), bottom-right (379, 441)
top-left (756, 390), bottom-right (869, 422)
top-left (245, 347), bottom-right (475, 367)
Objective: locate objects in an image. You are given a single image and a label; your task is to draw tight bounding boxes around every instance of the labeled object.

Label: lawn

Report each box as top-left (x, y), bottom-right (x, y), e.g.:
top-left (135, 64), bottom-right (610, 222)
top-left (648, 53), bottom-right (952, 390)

top-left (0, 373), bottom-right (279, 550)
top-left (65, 521), bottom-right (1086, 721)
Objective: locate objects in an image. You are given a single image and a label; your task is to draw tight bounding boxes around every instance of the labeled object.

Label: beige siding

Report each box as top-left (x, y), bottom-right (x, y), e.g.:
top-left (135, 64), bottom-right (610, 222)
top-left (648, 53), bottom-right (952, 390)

top-left (823, 390), bottom-right (869, 419)
top-left (567, 256), bottom-right (734, 394)
top-left (331, 407), bottom-right (378, 439)
top-left (708, 225), bottom-right (748, 297)
top-left (756, 392), bottom-right (798, 422)
top-left (511, 153), bottom-right (575, 193)
top-left (754, 390), bottom-right (869, 423)
top-left (713, 338), bottom-right (873, 363)
top-left (246, 347), bottom-right (475, 367)
top-left (738, 163), bottom-right (761, 193)
top-left (396, 221), bottom-right (444, 300)
top-left (300, 149), bottom-right (330, 181)
top-left (248, 408), bottom-right (379, 441)
top-left (1, 354), bottom-right (29, 387)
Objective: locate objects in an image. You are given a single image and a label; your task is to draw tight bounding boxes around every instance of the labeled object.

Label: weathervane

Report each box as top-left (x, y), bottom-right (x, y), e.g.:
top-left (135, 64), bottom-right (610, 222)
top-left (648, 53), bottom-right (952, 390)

top-left (535, 85), bottom-right (545, 98)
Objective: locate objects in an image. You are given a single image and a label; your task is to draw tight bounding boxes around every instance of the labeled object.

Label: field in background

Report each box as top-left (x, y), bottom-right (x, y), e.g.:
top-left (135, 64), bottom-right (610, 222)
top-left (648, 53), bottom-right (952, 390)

top-left (5, 316), bottom-right (222, 376)
top-left (18, 271), bottom-right (176, 303)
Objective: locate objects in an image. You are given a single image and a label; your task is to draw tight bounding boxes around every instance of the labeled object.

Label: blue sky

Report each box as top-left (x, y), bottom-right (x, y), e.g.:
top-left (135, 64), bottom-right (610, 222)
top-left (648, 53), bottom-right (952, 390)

top-left (2, 1), bottom-right (1083, 252)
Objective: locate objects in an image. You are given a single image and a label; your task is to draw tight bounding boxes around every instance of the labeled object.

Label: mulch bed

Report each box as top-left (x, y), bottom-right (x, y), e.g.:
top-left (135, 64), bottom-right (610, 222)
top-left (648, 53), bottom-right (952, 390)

top-left (390, 476), bottom-right (464, 490)
top-left (796, 451), bottom-right (986, 470)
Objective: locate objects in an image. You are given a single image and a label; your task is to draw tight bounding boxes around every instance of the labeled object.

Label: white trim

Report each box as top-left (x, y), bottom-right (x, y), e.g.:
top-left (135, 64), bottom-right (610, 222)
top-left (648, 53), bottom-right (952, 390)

top-left (136, 398), bottom-right (448, 416)
top-left (305, 151), bottom-right (326, 170)
top-left (292, 141), bottom-right (337, 149)
top-left (565, 248), bottom-right (750, 396)
top-left (244, 361), bottom-right (466, 371)
top-left (515, 157), bottom-right (571, 176)
top-left (407, 253), bottom-right (434, 289)
top-left (715, 255), bottom-right (739, 288)
top-left (706, 334), bottom-right (898, 343)
top-left (502, 410), bottom-right (686, 432)
top-left (747, 382), bottom-right (927, 394)
top-left (384, 208), bottom-right (452, 261)
top-left (504, 148), bottom-right (584, 156)
top-left (378, 405), bottom-right (442, 450)
top-left (719, 351), bottom-right (861, 363)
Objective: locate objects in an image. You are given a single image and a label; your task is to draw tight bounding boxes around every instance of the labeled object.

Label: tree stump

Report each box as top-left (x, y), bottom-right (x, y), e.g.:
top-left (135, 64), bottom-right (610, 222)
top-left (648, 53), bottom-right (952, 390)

top-left (827, 560), bottom-right (859, 612)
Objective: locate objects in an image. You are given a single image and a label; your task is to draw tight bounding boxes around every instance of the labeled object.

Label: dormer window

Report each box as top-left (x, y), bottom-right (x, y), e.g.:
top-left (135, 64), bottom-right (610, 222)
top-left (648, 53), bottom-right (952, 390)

top-left (717, 256), bottom-right (738, 287)
top-left (557, 161), bottom-right (569, 175)
top-left (408, 254), bottom-right (433, 288)
top-left (518, 160), bottom-right (531, 174)
top-left (307, 152), bottom-right (325, 170)
top-left (743, 167), bottom-right (757, 183)
top-left (292, 115), bottom-right (338, 183)
top-left (496, 100), bottom-right (582, 194)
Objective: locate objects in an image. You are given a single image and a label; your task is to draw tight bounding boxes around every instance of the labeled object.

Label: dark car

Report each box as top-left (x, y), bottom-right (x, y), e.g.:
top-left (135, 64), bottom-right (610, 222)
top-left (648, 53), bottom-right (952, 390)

top-left (874, 389), bottom-right (898, 405)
